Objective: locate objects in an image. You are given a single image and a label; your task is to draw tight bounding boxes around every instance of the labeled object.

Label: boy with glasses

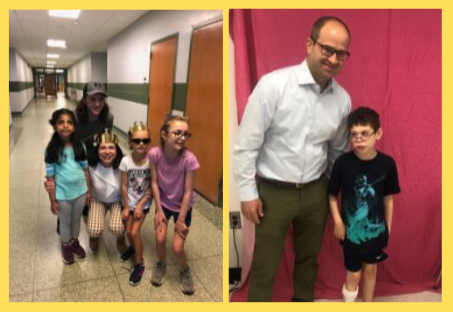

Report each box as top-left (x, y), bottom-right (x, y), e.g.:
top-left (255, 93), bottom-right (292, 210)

top-left (328, 107), bottom-right (401, 302)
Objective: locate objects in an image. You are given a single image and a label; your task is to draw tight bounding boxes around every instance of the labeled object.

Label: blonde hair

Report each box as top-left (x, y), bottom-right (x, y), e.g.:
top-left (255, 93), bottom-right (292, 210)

top-left (128, 121), bottom-right (151, 149)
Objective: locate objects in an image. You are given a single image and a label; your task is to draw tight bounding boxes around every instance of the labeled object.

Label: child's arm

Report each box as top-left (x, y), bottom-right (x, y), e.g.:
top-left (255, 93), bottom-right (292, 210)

top-left (150, 163), bottom-right (166, 231)
top-left (84, 168), bottom-right (92, 206)
top-left (329, 194), bottom-right (345, 241)
top-left (46, 176), bottom-right (59, 214)
top-left (384, 195), bottom-right (394, 234)
top-left (121, 171), bottom-right (130, 220)
top-left (175, 170), bottom-right (196, 239)
top-left (133, 186), bottom-right (151, 220)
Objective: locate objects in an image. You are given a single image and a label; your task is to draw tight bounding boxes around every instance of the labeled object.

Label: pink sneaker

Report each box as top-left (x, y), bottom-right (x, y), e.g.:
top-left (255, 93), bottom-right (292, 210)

top-left (70, 238), bottom-right (86, 258)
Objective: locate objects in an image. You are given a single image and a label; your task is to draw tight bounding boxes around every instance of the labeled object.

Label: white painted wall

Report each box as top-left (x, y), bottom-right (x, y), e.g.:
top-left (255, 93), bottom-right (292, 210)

top-left (107, 10), bottom-right (222, 134)
top-left (91, 53), bottom-right (107, 82)
top-left (229, 36), bottom-right (244, 269)
top-left (9, 48), bottom-right (34, 113)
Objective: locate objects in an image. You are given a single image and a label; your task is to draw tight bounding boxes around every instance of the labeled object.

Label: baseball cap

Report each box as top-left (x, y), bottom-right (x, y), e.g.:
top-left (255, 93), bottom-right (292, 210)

top-left (85, 81), bottom-right (108, 97)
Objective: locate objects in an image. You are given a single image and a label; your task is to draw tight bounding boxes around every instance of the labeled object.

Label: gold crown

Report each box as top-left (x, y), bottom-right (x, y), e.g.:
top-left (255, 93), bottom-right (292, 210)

top-left (93, 128), bottom-right (118, 146)
top-left (129, 121), bottom-right (148, 134)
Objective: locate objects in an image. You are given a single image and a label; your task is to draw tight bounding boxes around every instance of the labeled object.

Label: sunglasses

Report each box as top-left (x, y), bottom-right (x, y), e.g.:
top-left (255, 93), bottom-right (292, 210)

top-left (132, 138), bottom-right (151, 145)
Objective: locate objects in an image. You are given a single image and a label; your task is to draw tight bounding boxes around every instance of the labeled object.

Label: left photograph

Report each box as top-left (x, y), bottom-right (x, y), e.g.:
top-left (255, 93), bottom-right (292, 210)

top-left (9, 10), bottom-right (223, 302)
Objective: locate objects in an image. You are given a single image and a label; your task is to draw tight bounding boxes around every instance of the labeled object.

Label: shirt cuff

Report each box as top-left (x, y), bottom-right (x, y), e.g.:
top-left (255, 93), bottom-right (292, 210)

top-left (239, 184), bottom-right (259, 202)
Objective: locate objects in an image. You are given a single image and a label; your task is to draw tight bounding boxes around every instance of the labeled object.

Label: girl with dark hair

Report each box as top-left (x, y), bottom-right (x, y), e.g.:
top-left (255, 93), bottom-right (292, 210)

top-left (44, 109), bottom-right (91, 265)
top-left (86, 129), bottom-right (127, 253)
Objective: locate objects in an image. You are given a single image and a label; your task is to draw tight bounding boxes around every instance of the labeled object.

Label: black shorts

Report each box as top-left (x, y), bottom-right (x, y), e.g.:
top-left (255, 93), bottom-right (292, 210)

top-left (162, 205), bottom-right (192, 227)
top-left (344, 249), bottom-right (388, 272)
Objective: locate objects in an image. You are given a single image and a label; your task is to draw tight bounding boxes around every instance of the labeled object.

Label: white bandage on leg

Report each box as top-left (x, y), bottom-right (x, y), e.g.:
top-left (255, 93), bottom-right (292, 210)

top-left (342, 284), bottom-right (358, 302)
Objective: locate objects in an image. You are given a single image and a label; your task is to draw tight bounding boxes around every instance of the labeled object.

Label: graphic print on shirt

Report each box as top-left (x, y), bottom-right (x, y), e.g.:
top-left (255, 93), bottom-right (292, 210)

top-left (345, 174), bottom-right (386, 245)
top-left (128, 169), bottom-right (150, 196)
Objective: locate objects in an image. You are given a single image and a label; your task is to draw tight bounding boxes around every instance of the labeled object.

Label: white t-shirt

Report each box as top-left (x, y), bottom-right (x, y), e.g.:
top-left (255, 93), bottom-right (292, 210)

top-left (89, 163), bottom-right (121, 203)
top-left (119, 155), bottom-right (151, 210)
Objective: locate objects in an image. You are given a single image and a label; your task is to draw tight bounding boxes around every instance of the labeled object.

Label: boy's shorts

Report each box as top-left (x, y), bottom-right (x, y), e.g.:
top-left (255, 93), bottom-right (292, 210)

top-left (162, 205), bottom-right (192, 227)
top-left (344, 248), bottom-right (388, 272)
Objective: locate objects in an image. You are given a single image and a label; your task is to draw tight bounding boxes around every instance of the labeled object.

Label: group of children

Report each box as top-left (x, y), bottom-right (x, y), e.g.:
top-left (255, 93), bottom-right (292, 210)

top-left (44, 109), bottom-right (199, 295)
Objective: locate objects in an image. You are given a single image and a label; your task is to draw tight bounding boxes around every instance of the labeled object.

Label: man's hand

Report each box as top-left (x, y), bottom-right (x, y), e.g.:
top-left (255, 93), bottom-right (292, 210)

top-left (240, 199), bottom-right (264, 225)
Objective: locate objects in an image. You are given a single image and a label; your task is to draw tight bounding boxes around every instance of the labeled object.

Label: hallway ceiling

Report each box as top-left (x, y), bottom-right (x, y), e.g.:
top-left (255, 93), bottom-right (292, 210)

top-left (9, 10), bottom-right (149, 68)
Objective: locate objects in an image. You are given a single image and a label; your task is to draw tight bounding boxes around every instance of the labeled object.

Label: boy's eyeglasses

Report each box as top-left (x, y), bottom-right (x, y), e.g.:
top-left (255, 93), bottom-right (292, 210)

top-left (311, 37), bottom-right (350, 61)
top-left (132, 138), bottom-right (151, 145)
top-left (349, 131), bottom-right (375, 141)
top-left (168, 130), bottom-right (192, 139)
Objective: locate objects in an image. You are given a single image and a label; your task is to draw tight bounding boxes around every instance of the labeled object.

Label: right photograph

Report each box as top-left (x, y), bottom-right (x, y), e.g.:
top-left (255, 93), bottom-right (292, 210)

top-left (229, 9), bottom-right (441, 302)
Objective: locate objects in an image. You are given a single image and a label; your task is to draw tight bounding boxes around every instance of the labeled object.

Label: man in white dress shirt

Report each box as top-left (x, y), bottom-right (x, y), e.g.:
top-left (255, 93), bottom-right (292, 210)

top-left (233, 16), bottom-right (352, 301)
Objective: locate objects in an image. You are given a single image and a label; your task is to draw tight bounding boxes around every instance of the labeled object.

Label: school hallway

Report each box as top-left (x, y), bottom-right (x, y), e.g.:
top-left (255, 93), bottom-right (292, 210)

top-left (9, 95), bottom-right (223, 302)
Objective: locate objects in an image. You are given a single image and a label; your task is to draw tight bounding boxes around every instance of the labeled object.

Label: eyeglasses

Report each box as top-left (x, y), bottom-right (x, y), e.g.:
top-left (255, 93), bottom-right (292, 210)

top-left (311, 38), bottom-right (350, 61)
top-left (168, 130), bottom-right (192, 139)
top-left (349, 131), bottom-right (375, 141)
top-left (132, 138), bottom-right (151, 145)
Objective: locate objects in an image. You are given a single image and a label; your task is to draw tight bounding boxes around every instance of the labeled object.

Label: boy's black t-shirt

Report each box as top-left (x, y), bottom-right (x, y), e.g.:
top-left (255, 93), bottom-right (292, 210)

top-left (328, 151), bottom-right (401, 254)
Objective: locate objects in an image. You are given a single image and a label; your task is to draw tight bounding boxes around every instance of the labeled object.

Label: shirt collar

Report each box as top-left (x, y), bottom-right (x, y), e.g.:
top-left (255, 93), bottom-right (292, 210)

top-left (297, 59), bottom-right (336, 93)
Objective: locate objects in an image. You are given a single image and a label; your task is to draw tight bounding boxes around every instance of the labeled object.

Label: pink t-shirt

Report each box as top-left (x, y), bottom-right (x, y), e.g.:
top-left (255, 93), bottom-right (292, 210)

top-left (148, 146), bottom-right (200, 212)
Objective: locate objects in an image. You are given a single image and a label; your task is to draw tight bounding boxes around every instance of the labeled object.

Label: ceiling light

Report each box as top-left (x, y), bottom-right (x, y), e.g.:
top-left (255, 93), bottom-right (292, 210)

top-left (56, 69), bottom-right (64, 73)
top-left (47, 65), bottom-right (54, 68)
top-left (47, 39), bottom-right (66, 49)
top-left (47, 61), bottom-right (56, 65)
top-left (49, 10), bottom-right (81, 19)
top-left (47, 54), bottom-right (59, 59)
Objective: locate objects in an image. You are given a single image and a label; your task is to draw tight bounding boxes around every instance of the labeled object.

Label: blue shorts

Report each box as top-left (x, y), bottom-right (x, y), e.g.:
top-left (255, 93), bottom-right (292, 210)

top-left (162, 205), bottom-right (192, 227)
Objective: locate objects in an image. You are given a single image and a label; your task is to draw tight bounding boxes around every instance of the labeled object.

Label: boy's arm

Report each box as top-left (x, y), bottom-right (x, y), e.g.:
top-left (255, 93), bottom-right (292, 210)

top-left (384, 195), bottom-right (394, 234)
top-left (329, 194), bottom-right (345, 241)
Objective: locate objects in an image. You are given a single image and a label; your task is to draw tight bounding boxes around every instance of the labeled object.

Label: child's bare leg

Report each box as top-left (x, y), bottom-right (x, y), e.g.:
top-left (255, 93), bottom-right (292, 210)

top-left (156, 222), bottom-right (168, 262)
top-left (362, 263), bottom-right (377, 302)
top-left (131, 215), bottom-right (147, 264)
top-left (343, 270), bottom-right (361, 302)
top-left (173, 231), bottom-right (188, 269)
top-left (125, 216), bottom-right (135, 248)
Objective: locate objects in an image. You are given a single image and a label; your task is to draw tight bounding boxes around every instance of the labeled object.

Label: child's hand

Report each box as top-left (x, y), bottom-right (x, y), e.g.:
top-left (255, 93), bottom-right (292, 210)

top-left (175, 219), bottom-right (189, 239)
top-left (144, 190), bottom-right (152, 200)
top-left (154, 210), bottom-right (167, 233)
top-left (122, 208), bottom-right (130, 221)
top-left (50, 201), bottom-right (59, 215)
top-left (334, 221), bottom-right (345, 241)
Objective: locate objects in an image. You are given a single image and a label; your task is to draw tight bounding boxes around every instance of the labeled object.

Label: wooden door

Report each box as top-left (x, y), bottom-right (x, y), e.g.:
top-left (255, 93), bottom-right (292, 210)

top-left (147, 36), bottom-right (177, 147)
top-left (44, 74), bottom-right (56, 96)
top-left (185, 21), bottom-right (223, 204)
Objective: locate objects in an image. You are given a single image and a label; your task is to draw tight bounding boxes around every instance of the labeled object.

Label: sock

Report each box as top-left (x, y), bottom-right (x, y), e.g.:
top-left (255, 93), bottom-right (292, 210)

top-left (342, 284), bottom-right (358, 302)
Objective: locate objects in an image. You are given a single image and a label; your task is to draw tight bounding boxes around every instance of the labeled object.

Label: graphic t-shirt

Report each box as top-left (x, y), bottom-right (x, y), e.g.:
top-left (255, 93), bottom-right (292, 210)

top-left (119, 155), bottom-right (151, 210)
top-left (328, 151), bottom-right (401, 254)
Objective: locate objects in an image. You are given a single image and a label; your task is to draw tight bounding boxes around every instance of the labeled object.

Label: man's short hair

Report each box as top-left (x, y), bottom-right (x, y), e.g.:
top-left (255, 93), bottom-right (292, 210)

top-left (347, 107), bottom-right (381, 132)
top-left (311, 16), bottom-right (351, 42)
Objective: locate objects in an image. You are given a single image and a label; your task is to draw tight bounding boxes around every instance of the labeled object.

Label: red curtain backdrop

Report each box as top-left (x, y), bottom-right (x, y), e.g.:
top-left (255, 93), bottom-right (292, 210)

top-left (230, 9), bottom-right (441, 301)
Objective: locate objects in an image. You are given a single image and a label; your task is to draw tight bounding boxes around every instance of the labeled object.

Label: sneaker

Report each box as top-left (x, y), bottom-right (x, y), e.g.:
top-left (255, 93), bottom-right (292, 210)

top-left (71, 238), bottom-right (86, 258)
top-left (120, 246), bottom-right (135, 262)
top-left (62, 243), bottom-right (74, 265)
top-left (129, 263), bottom-right (145, 286)
top-left (151, 261), bottom-right (167, 286)
top-left (89, 237), bottom-right (99, 251)
top-left (180, 267), bottom-right (195, 295)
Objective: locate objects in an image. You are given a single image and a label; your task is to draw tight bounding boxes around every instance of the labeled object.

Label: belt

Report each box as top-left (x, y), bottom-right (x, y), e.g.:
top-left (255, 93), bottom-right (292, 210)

top-left (258, 176), bottom-right (307, 189)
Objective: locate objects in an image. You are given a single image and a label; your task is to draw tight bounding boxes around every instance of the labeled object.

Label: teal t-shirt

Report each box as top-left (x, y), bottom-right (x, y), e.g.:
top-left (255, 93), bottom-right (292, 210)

top-left (45, 146), bottom-right (88, 201)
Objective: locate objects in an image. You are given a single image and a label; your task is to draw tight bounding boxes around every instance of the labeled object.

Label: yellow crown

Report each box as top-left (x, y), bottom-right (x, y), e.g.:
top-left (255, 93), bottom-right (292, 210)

top-left (129, 121), bottom-right (148, 134)
top-left (93, 128), bottom-right (118, 146)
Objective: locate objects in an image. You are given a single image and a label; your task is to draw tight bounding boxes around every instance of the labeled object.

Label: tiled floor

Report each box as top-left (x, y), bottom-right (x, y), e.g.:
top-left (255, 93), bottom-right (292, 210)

top-left (9, 95), bottom-right (223, 302)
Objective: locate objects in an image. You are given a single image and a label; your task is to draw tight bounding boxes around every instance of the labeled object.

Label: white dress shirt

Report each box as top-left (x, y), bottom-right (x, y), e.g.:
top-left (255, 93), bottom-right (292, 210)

top-left (233, 59), bottom-right (351, 202)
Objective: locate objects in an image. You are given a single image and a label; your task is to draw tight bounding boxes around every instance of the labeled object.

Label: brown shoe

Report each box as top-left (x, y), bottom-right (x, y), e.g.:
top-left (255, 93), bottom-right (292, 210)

top-left (116, 235), bottom-right (127, 254)
top-left (89, 237), bottom-right (99, 251)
